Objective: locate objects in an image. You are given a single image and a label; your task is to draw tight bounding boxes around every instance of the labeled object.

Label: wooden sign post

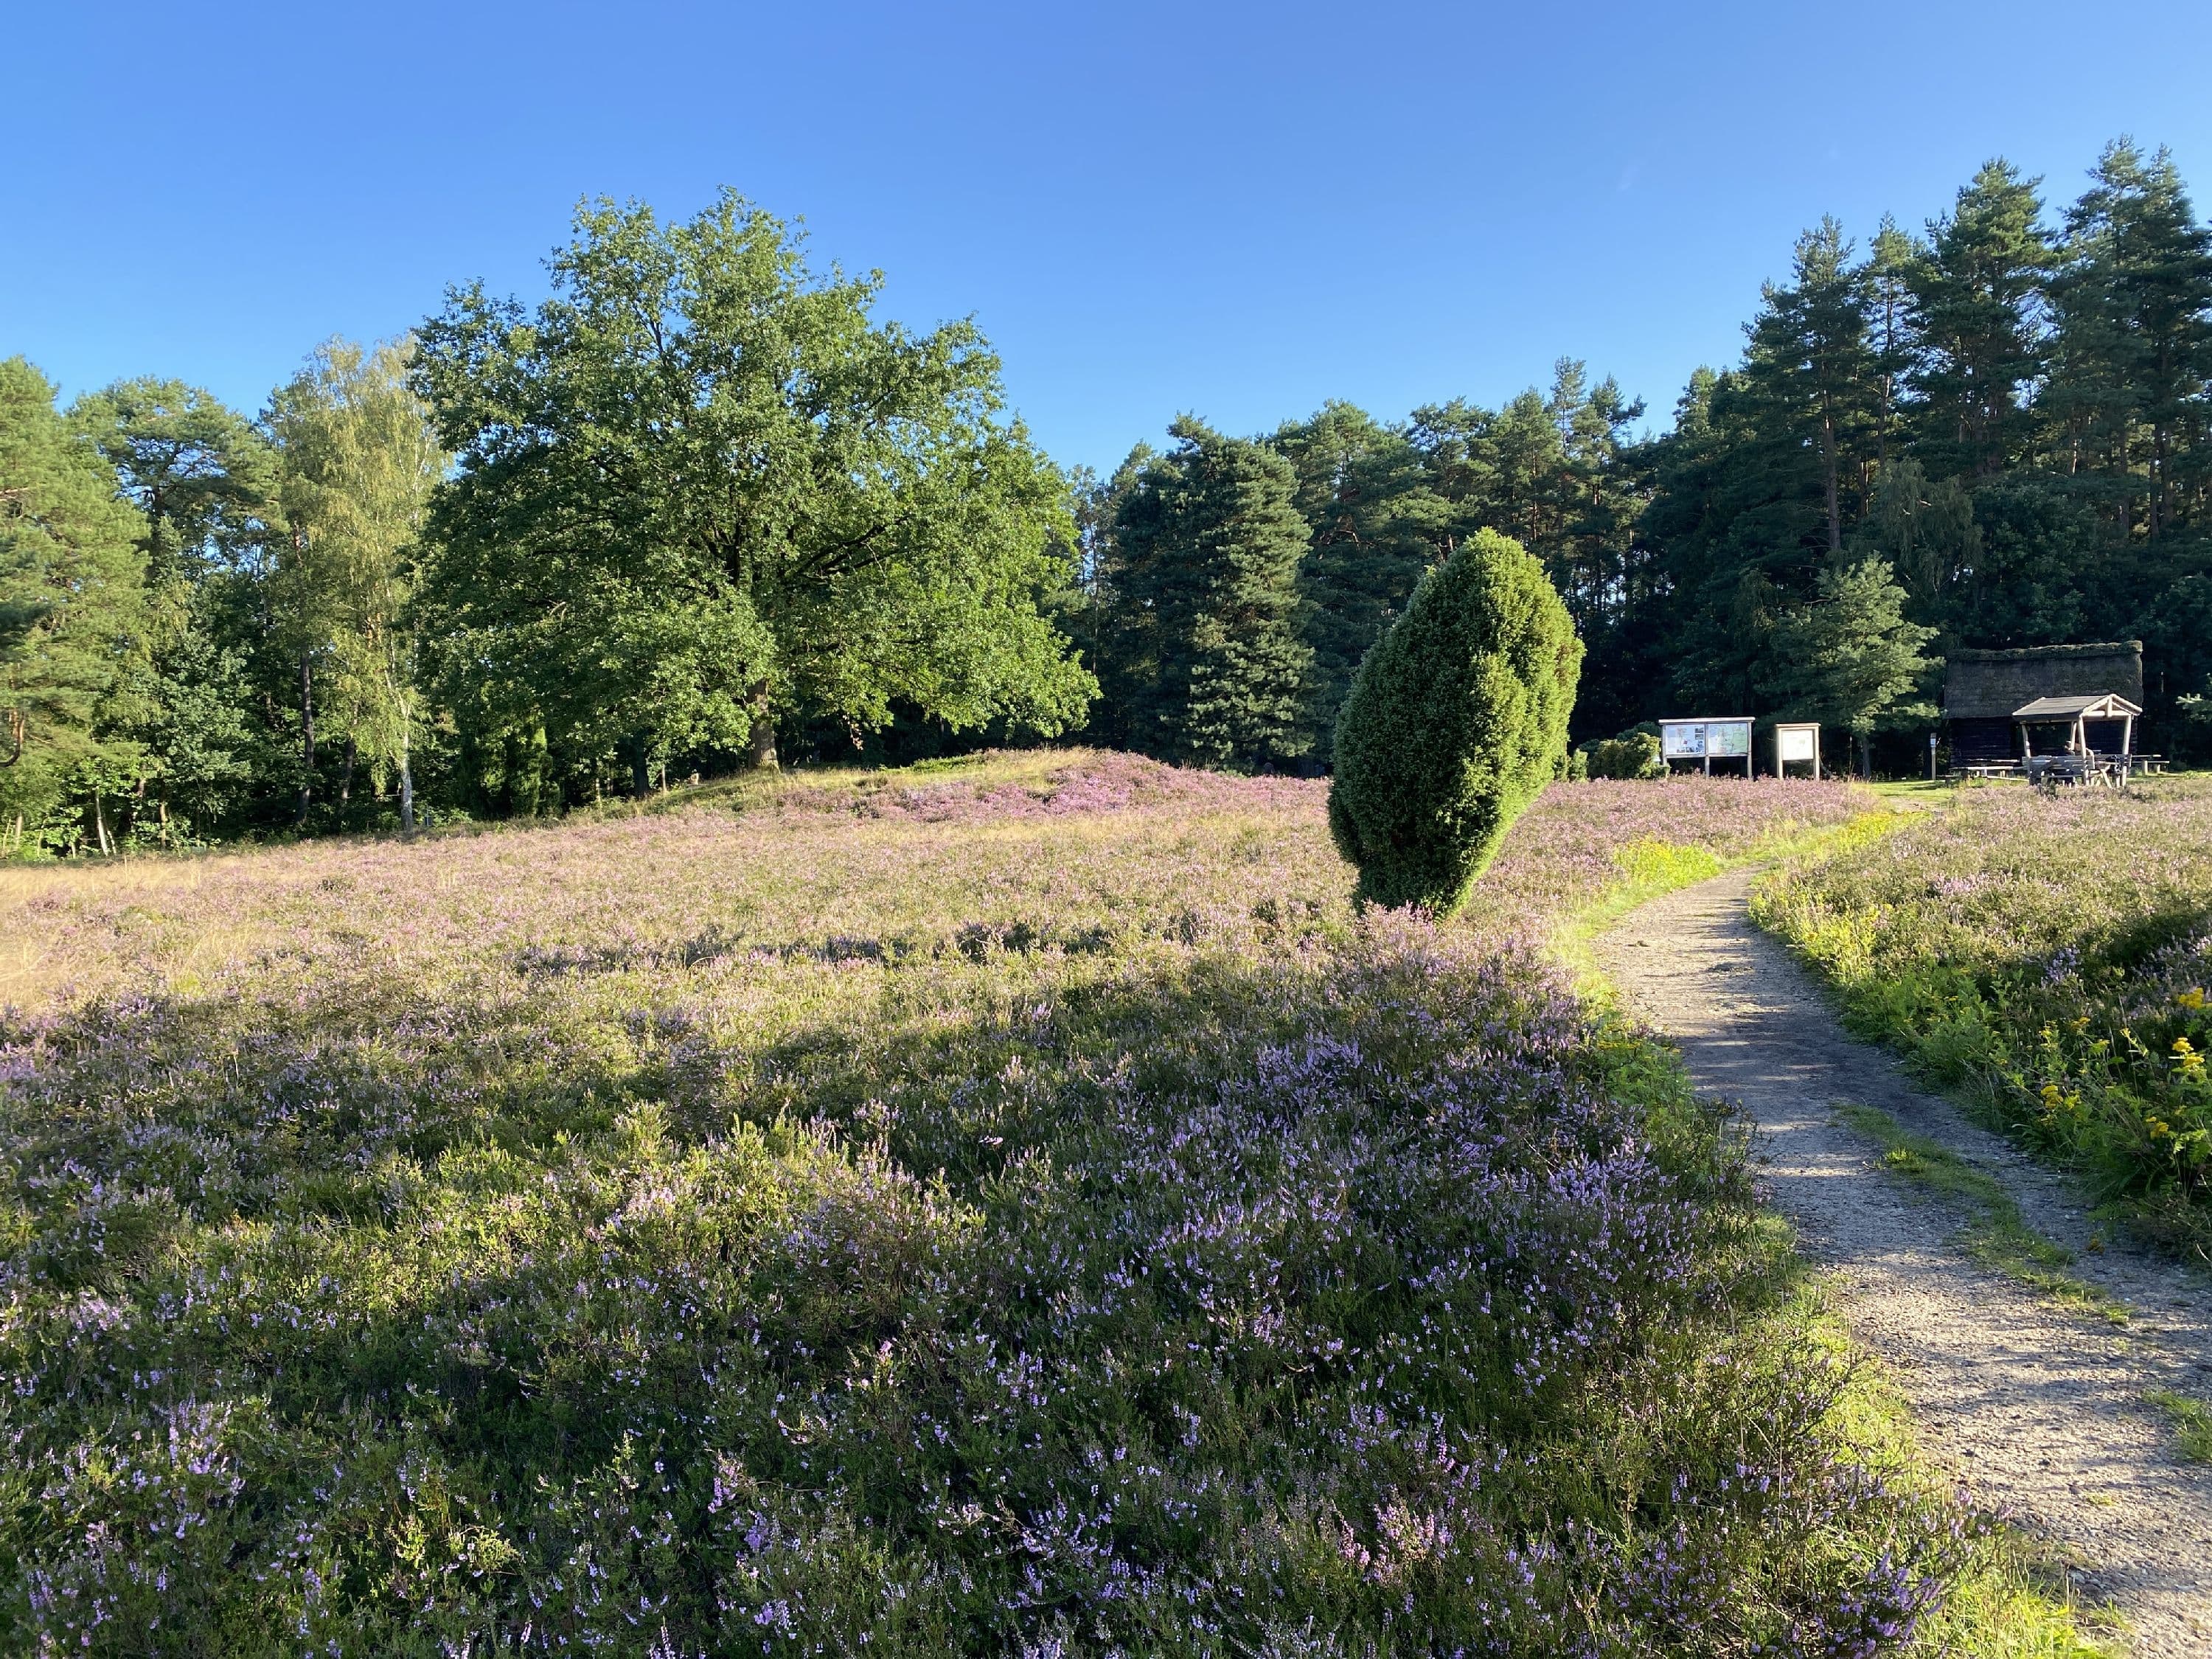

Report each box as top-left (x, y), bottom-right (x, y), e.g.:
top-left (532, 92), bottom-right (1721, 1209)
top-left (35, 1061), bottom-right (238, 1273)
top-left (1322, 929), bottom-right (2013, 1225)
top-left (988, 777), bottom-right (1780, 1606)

top-left (1774, 722), bottom-right (1820, 780)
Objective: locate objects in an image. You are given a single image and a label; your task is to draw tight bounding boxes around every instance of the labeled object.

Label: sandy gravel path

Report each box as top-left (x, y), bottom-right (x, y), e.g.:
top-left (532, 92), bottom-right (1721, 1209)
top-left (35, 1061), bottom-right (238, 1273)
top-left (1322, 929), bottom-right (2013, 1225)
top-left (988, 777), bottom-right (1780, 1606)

top-left (1598, 868), bottom-right (2212, 1655)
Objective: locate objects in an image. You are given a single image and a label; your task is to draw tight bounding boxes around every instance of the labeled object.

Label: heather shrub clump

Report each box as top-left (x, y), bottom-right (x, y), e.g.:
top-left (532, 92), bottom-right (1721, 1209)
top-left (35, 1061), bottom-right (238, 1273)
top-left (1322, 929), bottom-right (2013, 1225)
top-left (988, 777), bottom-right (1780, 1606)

top-left (1756, 776), bottom-right (2212, 1261)
top-left (1329, 530), bottom-right (1582, 915)
top-left (0, 753), bottom-right (1962, 1652)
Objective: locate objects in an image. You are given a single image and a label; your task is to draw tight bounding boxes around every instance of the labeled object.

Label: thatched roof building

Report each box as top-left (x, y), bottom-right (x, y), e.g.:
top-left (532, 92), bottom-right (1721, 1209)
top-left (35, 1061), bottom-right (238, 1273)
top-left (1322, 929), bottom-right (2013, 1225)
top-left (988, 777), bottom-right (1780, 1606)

top-left (1944, 641), bottom-right (2143, 762)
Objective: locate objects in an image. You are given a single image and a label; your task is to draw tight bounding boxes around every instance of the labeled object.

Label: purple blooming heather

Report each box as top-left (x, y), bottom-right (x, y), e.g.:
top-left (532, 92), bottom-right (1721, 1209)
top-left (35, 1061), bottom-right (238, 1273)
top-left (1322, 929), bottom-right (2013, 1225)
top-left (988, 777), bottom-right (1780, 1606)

top-left (0, 755), bottom-right (1950, 1652)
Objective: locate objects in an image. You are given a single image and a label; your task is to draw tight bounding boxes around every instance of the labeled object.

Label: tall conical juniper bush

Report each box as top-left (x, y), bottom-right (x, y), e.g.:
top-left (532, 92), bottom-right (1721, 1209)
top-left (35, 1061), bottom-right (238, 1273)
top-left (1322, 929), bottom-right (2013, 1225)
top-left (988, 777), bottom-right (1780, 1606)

top-left (1329, 529), bottom-right (1582, 914)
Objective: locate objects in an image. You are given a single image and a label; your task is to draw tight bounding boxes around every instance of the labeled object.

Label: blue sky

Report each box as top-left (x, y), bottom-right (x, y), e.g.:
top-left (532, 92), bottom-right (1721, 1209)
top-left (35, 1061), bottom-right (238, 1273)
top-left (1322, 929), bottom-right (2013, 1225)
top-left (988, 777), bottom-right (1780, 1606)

top-left (9, 1), bottom-right (2212, 474)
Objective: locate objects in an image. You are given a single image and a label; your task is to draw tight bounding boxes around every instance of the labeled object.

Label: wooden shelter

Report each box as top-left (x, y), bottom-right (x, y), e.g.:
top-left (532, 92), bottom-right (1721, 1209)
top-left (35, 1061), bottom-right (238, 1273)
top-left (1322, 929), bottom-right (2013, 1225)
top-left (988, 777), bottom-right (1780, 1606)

top-left (1944, 641), bottom-right (2143, 765)
top-left (2012, 692), bottom-right (2143, 785)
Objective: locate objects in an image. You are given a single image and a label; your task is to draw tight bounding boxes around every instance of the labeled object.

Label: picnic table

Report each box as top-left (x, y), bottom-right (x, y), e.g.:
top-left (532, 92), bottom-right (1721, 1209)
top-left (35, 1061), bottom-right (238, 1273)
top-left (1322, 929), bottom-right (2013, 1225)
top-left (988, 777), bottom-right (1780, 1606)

top-left (2023, 754), bottom-right (2130, 788)
top-left (1950, 754), bottom-right (2162, 786)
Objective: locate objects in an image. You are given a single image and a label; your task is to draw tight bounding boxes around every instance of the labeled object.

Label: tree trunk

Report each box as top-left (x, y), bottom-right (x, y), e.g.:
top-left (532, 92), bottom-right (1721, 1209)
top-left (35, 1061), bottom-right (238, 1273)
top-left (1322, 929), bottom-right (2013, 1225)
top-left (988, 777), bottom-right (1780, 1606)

top-left (94, 792), bottom-right (111, 857)
top-left (1820, 413), bottom-right (1843, 557)
top-left (748, 686), bottom-right (779, 771)
top-left (296, 653), bottom-right (316, 829)
top-left (398, 730), bottom-right (416, 833)
top-left (2152, 423), bottom-right (2168, 541)
top-left (338, 737), bottom-right (356, 813)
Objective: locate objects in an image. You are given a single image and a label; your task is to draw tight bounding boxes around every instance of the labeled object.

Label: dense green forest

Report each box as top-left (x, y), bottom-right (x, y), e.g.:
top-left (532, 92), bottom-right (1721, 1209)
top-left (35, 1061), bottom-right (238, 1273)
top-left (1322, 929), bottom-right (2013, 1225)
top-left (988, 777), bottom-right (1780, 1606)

top-left (1086, 141), bottom-right (2212, 777)
top-left (6, 143), bottom-right (2211, 852)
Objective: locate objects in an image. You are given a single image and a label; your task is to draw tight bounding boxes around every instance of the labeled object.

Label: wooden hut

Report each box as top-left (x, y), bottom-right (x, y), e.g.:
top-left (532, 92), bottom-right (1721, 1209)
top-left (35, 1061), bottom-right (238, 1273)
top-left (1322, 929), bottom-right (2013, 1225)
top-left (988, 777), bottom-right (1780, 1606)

top-left (2012, 692), bottom-right (2140, 759)
top-left (1943, 641), bottom-right (2143, 765)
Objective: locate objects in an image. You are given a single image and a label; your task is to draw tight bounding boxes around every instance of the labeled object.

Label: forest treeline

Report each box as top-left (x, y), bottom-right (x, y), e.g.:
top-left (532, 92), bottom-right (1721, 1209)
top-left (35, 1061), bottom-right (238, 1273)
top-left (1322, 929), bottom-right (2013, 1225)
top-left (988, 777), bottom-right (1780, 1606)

top-left (5, 142), bottom-right (2211, 851)
top-left (1082, 141), bottom-right (2212, 777)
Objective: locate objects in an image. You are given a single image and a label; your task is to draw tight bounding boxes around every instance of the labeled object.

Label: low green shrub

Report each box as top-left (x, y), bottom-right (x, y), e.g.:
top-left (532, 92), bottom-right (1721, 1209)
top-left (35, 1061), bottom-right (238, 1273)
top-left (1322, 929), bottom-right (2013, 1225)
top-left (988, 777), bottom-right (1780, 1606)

top-left (1582, 731), bottom-right (1664, 780)
top-left (1327, 529), bottom-right (1582, 914)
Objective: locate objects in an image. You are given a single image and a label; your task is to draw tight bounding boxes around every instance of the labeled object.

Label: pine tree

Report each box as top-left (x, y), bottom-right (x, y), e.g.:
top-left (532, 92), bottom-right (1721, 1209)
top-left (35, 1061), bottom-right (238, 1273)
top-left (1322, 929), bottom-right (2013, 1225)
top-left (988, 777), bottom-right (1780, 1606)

top-left (72, 379), bottom-right (276, 587)
top-left (0, 358), bottom-right (151, 850)
top-left (2048, 141), bottom-right (2212, 543)
top-left (1271, 403), bottom-right (1443, 757)
top-left (1851, 458), bottom-right (1978, 613)
top-left (1651, 240), bottom-right (1870, 720)
top-left (71, 379), bottom-right (274, 838)
top-left (1750, 219), bottom-right (1880, 557)
top-left (1396, 367), bottom-right (1644, 728)
top-left (1071, 449), bottom-right (1159, 752)
top-left (1866, 217), bottom-right (1924, 470)
top-left (1109, 417), bottom-right (1312, 770)
top-left (1540, 361), bottom-right (1647, 633)
top-left (1909, 161), bottom-right (2057, 479)
top-left (1775, 558), bottom-right (1939, 777)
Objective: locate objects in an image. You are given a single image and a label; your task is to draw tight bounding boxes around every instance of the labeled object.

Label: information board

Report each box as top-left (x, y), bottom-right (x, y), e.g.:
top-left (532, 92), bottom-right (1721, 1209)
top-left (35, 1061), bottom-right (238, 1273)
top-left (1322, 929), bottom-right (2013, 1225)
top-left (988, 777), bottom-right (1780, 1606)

top-left (1777, 726), bottom-right (1817, 764)
top-left (1660, 720), bottom-right (1751, 759)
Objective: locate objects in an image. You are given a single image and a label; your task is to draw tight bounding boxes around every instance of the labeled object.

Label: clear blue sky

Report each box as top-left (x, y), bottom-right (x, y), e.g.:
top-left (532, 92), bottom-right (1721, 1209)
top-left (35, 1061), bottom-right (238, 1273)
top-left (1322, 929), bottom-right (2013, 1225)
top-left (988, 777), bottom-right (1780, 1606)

top-left (9, 1), bottom-right (2212, 474)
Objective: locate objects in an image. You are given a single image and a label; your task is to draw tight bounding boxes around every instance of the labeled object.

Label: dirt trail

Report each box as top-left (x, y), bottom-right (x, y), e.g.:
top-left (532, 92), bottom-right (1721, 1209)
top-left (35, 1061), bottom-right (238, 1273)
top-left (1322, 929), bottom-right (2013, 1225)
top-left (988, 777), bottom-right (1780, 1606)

top-left (1598, 868), bottom-right (2212, 1655)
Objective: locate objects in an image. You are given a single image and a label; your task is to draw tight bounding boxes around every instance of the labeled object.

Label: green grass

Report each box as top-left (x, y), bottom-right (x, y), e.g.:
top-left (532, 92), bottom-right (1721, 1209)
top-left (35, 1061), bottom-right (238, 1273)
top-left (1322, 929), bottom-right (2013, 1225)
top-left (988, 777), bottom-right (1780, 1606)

top-left (1834, 1102), bottom-right (2131, 1324)
top-left (2146, 1387), bottom-right (2212, 1462)
top-left (1863, 779), bottom-right (1959, 801)
top-left (1553, 807), bottom-right (1904, 995)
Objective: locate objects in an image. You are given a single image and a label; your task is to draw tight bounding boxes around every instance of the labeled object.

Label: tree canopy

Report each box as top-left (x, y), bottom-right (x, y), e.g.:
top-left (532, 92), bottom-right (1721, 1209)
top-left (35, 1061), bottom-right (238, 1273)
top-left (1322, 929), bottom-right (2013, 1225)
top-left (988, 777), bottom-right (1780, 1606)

top-left (0, 358), bottom-right (150, 846)
top-left (13, 138), bottom-right (2212, 856)
top-left (414, 192), bottom-right (1093, 794)
top-left (268, 338), bottom-right (444, 827)
top-left (1091, 416), bottom-right (1311, 771)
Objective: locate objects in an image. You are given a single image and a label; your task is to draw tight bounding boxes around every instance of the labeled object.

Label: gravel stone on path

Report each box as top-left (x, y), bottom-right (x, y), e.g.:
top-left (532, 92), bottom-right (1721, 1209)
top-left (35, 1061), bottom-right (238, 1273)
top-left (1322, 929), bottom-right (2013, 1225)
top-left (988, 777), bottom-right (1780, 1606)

top-left (1599, 867), bottom-right (2212, 1655)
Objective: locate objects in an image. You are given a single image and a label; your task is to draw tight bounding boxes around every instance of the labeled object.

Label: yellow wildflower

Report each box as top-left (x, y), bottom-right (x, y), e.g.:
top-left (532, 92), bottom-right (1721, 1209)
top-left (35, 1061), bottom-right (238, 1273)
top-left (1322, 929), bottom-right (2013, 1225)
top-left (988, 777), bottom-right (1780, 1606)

top-left (2177, 987), bottom-right (2207, 1011)
top-left (2172, 1036), bottom-right (2205, 1079)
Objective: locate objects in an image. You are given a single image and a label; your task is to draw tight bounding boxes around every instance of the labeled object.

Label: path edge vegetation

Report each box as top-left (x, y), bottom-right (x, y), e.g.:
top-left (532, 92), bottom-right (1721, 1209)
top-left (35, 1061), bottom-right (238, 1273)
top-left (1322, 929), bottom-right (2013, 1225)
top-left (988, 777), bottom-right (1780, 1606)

top-left (1571, 801), bottom-right (2112, 1654)
top-left (1750, 785), bottom-right (2212, 1266)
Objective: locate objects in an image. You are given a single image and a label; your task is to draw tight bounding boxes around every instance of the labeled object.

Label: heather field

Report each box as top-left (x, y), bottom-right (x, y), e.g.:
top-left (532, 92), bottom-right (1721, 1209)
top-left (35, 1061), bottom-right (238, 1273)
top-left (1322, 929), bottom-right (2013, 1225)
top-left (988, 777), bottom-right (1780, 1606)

top-left (1755, 776), bottom-right (2212, 1263)
top-left (2, 753), bottom-right (2063, 1655)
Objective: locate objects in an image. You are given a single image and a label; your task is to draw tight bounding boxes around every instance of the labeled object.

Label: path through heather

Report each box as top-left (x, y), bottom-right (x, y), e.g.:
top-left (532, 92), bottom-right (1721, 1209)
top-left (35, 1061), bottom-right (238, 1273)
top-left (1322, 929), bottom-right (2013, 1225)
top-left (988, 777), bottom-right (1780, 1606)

top-left (1599, 869), bottom-right (2212, 1655)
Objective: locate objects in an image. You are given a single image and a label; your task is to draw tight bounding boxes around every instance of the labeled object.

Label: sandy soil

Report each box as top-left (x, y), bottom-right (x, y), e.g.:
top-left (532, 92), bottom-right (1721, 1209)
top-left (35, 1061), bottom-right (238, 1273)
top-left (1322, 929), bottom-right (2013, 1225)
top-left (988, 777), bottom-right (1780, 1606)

top-left (1598, 868), bottom-right (2212, 1655)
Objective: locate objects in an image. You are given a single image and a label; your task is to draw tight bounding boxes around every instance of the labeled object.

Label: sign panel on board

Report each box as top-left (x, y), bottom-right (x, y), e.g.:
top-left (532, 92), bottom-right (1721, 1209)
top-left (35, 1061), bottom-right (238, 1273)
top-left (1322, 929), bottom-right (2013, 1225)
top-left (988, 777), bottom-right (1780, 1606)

top-left (1660, 720), bottom-right (1752, 759)
top-left (1777, 727), bottom-right (1816, 763)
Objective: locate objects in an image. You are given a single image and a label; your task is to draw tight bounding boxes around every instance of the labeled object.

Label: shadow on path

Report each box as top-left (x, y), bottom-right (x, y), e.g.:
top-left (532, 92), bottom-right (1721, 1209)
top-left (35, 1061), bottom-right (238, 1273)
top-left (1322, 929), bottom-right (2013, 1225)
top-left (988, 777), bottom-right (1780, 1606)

top-left (1600, 867), bottom-right (2212, 1655)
